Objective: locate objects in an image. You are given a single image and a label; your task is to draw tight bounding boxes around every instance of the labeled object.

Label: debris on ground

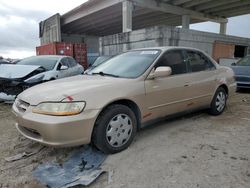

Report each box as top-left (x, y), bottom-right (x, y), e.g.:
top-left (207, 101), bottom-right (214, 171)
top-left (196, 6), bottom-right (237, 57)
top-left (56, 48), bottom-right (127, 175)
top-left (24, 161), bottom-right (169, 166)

top-left (242, 98), bottom-right (247, 102)
top-left (33, 146), bottom-right (107, 188)
top-left (5, 146), bottom-right (45, 162)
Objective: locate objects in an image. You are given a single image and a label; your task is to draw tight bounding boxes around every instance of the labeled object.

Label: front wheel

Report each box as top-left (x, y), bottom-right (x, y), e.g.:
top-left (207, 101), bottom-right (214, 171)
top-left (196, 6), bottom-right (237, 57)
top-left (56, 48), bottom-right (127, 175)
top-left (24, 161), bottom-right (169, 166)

top-left (209, 87), bottom-right (227, 116)
top-left (92, 104), bottom-right (137, 154)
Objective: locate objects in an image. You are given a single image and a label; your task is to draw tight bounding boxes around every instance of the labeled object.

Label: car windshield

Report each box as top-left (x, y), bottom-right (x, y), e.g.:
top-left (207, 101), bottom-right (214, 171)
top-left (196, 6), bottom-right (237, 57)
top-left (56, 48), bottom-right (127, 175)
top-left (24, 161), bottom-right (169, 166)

top-left (92, 56), bottom-right (112, 67)
top-left (236, 56), bottom-right (250, 66)
top-left (89, 50), bottom-right (161, 78)
top-left (17, 56), bottom-right (59, 71)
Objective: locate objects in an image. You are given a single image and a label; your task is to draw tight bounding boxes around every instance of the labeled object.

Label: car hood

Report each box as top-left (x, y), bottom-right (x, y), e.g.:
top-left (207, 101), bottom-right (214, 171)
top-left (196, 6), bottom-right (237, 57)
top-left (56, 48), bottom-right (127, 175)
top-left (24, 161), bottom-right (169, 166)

top-left (0, 64), bottom-right (41, 79)
top-left (18, 75), bottom-right (134, 105)
top-left (231, 66), bottom-right (250, 76)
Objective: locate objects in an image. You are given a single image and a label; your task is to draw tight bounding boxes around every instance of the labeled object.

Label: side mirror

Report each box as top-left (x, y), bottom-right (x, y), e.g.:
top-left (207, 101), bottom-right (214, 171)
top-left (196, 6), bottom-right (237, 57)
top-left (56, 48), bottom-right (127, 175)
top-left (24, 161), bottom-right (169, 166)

top-left (60, 65), bottom-right (68, 70)
top-left (231, 62), bottom-right (236, 66)
top-left (148, 66), bottom-right (172, 79)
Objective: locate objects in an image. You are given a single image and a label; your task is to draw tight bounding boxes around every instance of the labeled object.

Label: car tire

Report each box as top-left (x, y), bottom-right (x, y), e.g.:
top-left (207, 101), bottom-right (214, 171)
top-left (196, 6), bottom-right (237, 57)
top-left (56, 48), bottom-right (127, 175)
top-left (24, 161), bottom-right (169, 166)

top-left (209, 87), bottom-right (227, 116)
top-left (92, 104), bottom-right (137, 154)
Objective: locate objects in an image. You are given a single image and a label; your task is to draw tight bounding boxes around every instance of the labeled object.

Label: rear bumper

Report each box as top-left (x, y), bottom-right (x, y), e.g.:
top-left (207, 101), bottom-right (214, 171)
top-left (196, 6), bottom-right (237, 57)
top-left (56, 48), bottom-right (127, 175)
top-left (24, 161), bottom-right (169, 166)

top-left (12, 102), bottom-right (100, 147)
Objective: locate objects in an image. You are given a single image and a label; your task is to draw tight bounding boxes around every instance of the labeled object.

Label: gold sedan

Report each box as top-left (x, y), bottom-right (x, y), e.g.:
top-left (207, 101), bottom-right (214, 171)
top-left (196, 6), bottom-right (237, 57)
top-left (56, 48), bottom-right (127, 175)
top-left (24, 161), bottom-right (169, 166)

top-left (12, 47), bottom-right (236, 154)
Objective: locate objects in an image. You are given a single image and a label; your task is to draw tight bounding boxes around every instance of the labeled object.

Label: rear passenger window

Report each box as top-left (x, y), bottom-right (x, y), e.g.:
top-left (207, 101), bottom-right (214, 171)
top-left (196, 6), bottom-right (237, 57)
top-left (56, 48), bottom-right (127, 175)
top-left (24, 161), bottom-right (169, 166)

top-left (186, 51), bottom-right (215, 72)
top-left (155, 50), bottom-right (187, 75)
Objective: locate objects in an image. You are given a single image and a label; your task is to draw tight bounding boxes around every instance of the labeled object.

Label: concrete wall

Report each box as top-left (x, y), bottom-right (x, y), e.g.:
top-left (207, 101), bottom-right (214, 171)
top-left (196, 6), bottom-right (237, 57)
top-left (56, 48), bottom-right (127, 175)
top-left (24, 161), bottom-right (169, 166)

top-left (40, 14), bottom-right (61, 45)
top-left (100, 25), bottom-right (250, 58)
top-left (61, 34), bottom-right (99, 53)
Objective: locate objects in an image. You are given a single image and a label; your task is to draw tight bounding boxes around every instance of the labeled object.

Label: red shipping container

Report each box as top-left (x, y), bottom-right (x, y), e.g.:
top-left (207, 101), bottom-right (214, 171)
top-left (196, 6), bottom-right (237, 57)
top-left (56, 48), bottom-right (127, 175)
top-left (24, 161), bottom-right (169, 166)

top-left (36, 42), bottom-right (88, 69)
top-left (73, 43), bottom-right (88, 69)
top-left (36, 42), bottom-right (74, 57)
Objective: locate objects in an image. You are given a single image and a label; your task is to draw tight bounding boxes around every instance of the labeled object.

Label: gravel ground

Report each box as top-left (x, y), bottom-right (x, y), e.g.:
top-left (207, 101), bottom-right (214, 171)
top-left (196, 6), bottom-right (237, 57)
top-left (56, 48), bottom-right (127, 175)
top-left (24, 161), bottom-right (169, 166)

top-left (0, 91), bottom-right (249, 188)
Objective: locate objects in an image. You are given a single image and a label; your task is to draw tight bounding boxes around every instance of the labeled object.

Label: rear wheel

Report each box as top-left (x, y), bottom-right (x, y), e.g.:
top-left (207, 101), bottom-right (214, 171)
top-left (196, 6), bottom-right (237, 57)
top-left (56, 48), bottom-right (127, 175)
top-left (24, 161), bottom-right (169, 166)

top-left (209, 87), bottom-right (227, 115)
top-left (92, 104), bottom-right (137, 154)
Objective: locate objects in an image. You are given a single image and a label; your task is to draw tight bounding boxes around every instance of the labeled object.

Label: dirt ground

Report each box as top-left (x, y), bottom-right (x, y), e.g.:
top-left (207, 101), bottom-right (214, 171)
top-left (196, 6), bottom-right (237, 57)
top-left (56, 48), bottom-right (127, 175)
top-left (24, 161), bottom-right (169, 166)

top-left (0, 91), bottom-right (249, 188)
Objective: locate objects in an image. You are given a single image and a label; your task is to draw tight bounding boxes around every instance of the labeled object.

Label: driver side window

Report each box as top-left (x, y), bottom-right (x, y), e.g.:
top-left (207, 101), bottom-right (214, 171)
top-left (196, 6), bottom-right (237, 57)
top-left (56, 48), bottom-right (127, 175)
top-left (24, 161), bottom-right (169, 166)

top-left (57, 58), bottom-right (69, 70)
top-left (155, 50), bottom-right (187, 75)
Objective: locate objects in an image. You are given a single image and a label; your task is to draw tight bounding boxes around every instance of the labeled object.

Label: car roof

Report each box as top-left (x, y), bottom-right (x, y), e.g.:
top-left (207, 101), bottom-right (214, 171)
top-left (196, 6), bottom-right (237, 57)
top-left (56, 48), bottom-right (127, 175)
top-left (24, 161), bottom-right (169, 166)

top-left (34, 55), bottom-right (70, 58)
top-left (130, 46), bottom-right (206, 53)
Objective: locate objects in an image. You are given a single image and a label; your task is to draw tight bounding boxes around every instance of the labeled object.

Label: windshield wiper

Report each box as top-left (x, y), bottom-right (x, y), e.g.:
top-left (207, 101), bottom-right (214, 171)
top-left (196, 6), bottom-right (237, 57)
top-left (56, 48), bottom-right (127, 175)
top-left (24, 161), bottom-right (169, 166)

top-left (92, 72), bottom-right (120, 78)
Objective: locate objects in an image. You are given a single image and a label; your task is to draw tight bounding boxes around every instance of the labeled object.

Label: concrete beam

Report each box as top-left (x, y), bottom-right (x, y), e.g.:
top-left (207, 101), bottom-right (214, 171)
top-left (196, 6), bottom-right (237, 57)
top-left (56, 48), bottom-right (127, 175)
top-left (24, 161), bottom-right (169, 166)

top-left (213, 5), bottom-right (250, 17)
top-left (132, 0), bottom-right (228, 23)
top-left (122, 0), bottom-right (133, 32)
top-left (182, 14), bottom-right (190, 29)
top-left (172, 0), bottom-right (192, 5)
top-left (195, 0), bottom-right (240, 11)
top-left (204, 1), bottom-right (250, 13)
top-left (172, 0), bottom-right (192, 6)
top-left (182, 0), bottom-right (212, 8)
top-left (220, 22), bottom-right (227, 35)
top-left (61, 0), bottom-right (123, 25)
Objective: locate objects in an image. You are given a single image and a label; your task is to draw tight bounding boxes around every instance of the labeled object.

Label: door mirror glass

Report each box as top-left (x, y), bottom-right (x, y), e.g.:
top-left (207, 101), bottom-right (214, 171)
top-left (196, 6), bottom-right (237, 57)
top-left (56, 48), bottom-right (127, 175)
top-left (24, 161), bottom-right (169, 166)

top-left (148, 66), bottom-right (172, 79)
top-left (60, 65), bottom-right (68, 70)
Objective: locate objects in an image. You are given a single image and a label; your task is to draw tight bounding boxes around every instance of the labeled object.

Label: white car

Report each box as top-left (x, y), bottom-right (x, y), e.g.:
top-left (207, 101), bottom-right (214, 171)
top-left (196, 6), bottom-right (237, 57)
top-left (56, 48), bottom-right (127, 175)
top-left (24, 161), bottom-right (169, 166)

top-left (0, 55), bottom-right (84, 101)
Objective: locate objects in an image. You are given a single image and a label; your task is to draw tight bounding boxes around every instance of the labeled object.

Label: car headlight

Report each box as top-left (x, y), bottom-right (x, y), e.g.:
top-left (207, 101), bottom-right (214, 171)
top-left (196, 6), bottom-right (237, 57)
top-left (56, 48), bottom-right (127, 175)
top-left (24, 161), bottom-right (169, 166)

top-left (32, 102), bottom-right (86, 116)
top-left (25, 74), bottom-right (45, 84)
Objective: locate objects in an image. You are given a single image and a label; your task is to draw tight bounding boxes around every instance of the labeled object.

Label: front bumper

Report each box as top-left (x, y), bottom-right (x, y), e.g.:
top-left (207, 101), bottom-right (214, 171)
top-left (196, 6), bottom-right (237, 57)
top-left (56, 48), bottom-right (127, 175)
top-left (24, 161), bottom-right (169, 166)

top-left (12, 100), bottom-right (100, 147)
top-left (236, 81), bottom-right (250, 89)
top-left (235, 75), bottom-right (250, 88)
top-left (0, 78), bottom-right (30, 96)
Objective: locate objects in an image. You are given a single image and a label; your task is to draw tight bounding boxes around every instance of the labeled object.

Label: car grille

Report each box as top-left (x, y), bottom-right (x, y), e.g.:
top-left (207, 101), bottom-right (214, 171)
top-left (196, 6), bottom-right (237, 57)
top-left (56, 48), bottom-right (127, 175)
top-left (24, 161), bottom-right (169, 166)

top-left (15, 99), bottom-right (30, 113)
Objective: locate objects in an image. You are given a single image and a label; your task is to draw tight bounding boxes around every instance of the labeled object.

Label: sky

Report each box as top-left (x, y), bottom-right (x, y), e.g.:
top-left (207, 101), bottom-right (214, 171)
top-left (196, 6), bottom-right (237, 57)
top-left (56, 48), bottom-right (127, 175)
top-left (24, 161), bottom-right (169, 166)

top-left (0, 0), bottom-right (249, 59)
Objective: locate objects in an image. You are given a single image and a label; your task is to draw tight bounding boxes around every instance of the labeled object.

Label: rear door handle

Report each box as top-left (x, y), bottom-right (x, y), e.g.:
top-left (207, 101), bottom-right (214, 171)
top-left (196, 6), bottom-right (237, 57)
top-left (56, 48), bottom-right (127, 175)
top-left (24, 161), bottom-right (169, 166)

top-left (184, 83), bottom-right (191, 87)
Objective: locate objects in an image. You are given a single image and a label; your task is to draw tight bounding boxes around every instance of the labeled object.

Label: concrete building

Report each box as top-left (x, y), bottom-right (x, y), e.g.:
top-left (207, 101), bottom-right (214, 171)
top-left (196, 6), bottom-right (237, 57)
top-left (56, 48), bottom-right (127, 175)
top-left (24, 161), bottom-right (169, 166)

top-left (39, 0), bottom-right (250, 62)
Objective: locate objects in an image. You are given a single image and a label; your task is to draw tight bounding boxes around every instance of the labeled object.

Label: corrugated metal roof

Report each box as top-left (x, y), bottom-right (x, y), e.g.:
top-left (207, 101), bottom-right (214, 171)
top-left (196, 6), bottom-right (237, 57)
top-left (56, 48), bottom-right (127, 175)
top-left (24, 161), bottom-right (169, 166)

top-left (60, 0), bottom-right (250, 36)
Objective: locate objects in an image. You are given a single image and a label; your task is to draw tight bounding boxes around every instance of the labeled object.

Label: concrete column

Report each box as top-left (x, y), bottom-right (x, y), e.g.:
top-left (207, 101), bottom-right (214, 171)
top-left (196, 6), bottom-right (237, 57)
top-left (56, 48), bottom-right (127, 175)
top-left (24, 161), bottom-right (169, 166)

top-left (182, 14), bottom-right (190, 29)
top-left (99, 37), bottom-right (103, 55)
top-left (220, 22), bottom-right (227, 35)
top-left (122, 0), bottom-right (132, 33)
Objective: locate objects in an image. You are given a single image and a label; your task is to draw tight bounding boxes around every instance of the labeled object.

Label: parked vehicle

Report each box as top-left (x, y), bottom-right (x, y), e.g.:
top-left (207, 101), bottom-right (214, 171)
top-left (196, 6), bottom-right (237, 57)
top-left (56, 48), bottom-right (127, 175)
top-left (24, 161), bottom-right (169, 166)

top-left (13, 47), bottom-right (236, 154)
top-left (85, 55), bottom-right (113, 73)
top-left (231, 55), bottom-right (250, 89)
top-left (11, 59), bottom-right (21, 64)
top-left (0, 55), bottom-right (84, 98)
top-left (0, 59), bottom-right (11, 64)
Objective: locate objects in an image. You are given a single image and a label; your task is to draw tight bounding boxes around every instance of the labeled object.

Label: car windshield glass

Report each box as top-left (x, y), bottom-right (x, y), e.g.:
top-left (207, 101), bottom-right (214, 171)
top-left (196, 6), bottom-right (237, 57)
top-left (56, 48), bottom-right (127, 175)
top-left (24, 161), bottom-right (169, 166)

top-left (92, 56), bottom-right (111, 67)
top-left (89, 50), bottom-right (161, 78)
top-left (17, 56), bottom-right (59, 70)
top-left (236, 56), bottom-right (250, 66)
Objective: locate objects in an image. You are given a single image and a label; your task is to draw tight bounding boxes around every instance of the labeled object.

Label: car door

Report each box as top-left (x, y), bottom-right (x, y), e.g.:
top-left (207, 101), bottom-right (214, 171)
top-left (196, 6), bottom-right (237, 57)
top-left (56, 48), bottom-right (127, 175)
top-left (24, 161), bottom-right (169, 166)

top-left (56, 58), bottom-right (71, 79)
top-left (183, 50), bottom-right (218, 108)
top-left (144, 49), bottom-right (197, 120)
